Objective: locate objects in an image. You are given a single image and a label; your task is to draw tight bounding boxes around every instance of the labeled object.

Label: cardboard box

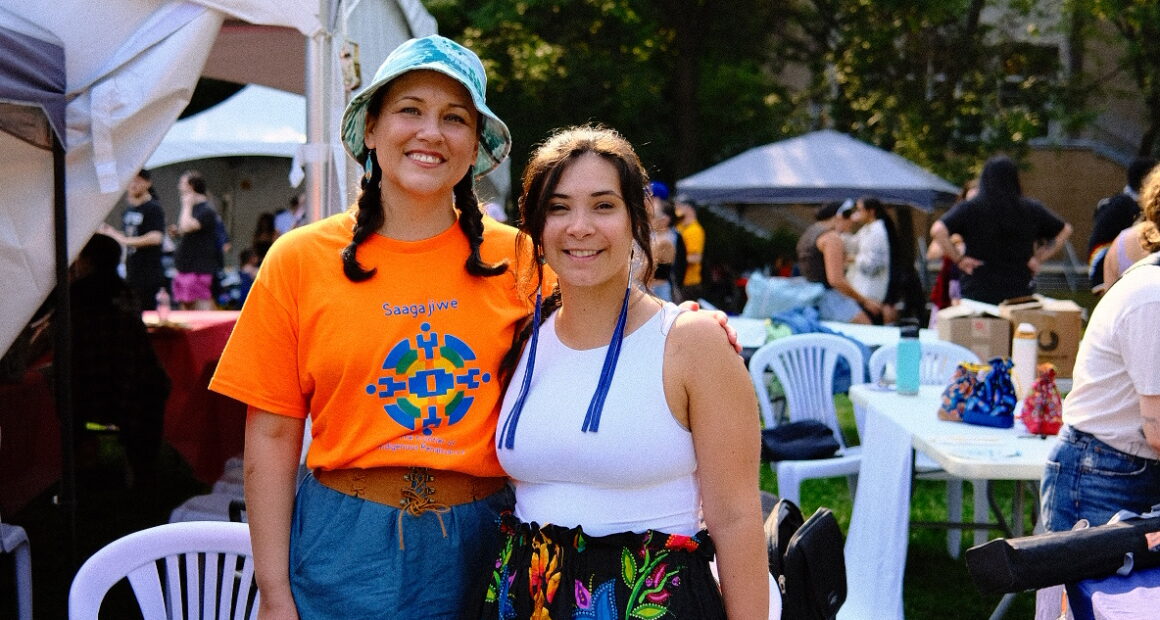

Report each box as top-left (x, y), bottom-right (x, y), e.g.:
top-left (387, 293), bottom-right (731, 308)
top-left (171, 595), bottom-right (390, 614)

top-left (998, 296), bottom-right (1084, 378)
top-left (936, 305), bottom-right (1012, 361)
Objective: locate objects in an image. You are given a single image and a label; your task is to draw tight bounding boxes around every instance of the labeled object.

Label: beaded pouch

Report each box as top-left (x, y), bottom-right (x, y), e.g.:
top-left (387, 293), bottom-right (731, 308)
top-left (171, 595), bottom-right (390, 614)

top-left (961, 357), bottom-right (1017, 429)
top-left (938, 362), bottom-right (987, 422)
top-left (1020, 363), bottom-right (1063, 436)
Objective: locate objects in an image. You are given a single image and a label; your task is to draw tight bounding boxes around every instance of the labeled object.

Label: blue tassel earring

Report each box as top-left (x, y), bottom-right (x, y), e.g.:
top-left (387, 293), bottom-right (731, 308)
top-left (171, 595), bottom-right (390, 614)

top-left (364, 149), bottom-right (375, 181)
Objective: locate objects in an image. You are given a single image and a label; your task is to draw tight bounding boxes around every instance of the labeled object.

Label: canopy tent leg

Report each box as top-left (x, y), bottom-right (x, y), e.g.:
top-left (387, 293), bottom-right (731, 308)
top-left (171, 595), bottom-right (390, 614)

top-left (51, 133), bottom-right (77, 569)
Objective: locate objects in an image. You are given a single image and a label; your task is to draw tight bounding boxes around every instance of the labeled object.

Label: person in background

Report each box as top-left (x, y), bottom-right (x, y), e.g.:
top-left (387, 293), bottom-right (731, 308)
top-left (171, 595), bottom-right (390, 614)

top-left (930, 155), bottom-right (1072, 305)
top-left (647, 182), bottom-right (686, 302)
top-left (845, 196), bottom-right (901, 324)
top-left (251, 211), bottom-right (277, 262)
top-left (100, 169), bottom-right (167, 310)
top-left (57, 233), bottom-right (170, 491)
top-left (482, 124), bottom-right (771, 620)
top-left (1040, 166), bottom-right (1160, 532)
top-left (169, 170), bottom-right (220, 310)
top-left (1102, 218), bottom-right (1152, 287)
top-left (674, 194), bottom-right (705, 301)
top-left (1088, 156), bottom-right (1157, 294)
top-left (208, 36), bottom-right (740, 620)
top-left (274, 193), bottom-right (307, 236)
top-left (797, 201), bottom-right (879, 324)
top-left (927, 180), bottom-right (976, 319)
top-left (236, 246), bottom-right (260, 305)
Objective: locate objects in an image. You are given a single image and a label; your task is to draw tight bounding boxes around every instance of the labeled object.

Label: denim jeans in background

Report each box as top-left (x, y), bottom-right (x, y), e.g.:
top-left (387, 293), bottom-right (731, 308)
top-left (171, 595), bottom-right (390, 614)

top-left (1039, 425), bottom-right (1160, 533)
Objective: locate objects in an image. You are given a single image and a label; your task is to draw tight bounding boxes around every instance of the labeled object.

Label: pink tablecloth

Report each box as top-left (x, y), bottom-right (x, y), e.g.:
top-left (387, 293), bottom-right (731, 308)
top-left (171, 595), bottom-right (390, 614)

top-left (0, 366), bottom-right (61, 516)
top-left (145, 310), bottom-right (245, 484)
top-left (0, 311), bottom-right (244, 515)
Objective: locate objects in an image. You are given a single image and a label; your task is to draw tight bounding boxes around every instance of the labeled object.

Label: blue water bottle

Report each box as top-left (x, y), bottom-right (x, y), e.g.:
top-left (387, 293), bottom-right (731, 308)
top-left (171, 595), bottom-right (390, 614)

top-left (896, 319), bottom-right (921, 395)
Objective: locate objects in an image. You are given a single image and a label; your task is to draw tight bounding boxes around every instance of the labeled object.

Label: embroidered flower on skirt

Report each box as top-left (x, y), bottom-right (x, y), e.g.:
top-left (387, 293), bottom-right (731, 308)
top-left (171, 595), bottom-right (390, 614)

top-left (480, 512), bottom-right (726, 620)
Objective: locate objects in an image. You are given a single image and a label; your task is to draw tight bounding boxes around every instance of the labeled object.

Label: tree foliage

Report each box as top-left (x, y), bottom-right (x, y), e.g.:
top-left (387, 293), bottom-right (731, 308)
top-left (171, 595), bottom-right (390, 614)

top-left (1067, 0), bottom-right (1160, 155)
top-left (424, 0), bottom-right (787, 187)
top-left (771, 0), bottom-right (1074, 183)
top-left (425, 0), bottom-right (1082, 190)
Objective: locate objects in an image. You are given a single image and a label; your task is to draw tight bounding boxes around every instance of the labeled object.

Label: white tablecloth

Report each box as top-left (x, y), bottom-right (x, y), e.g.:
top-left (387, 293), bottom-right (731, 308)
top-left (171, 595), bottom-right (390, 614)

top-left (841, 384), bottom-right (1059, 618)
top-left (841, 398), bottom-right (912, 620)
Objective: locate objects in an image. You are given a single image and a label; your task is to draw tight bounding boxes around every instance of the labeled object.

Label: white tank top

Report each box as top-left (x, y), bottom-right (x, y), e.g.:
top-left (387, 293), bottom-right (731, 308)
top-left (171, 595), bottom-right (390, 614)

top-left (496, 302), bottom-right (701, 537)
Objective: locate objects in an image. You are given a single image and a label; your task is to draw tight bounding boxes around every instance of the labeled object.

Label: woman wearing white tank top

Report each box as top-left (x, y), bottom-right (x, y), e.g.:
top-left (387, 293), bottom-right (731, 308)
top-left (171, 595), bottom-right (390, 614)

top-left (480, 125), bottom-right (774, 620)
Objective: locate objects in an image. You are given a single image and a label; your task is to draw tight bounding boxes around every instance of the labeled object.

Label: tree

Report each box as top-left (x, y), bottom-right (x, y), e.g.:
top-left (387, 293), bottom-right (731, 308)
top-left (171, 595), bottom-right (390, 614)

top-left (770, 0), bottom-right (1066, 183)
top-left (1068, 0), bottom-right (1160, 156)
top-left (423, 0), bottom-right (787, 185)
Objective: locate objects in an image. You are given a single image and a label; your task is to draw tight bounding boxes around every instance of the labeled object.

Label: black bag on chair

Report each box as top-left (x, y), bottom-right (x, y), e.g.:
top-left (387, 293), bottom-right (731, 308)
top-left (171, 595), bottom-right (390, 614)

top-left (761, 420), bottom-right (840, 462)
top-left (766, 498), bottom-right (847, 620)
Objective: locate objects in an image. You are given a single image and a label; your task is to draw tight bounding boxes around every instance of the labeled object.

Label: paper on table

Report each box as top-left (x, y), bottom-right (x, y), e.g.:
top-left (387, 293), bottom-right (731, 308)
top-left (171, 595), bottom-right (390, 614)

top-left (944, 447), bottom-right (1023, 460)
top-left (928, 435), bottom-right (1004, 445)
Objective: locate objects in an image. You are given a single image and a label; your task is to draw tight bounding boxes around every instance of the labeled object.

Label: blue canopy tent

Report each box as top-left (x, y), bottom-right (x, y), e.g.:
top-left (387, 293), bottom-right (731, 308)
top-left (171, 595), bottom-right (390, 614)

top-left (676, 130), bottom-right (959, 211)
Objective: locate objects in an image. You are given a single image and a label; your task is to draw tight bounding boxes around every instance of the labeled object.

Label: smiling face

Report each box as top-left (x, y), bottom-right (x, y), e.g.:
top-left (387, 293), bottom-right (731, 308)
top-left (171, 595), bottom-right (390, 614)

top-left (541, 153), bottom-right (636, 290)
top-left (127, 174), bottom-right (152, 202)
top-left (364, 70), bottom-right (479, 201)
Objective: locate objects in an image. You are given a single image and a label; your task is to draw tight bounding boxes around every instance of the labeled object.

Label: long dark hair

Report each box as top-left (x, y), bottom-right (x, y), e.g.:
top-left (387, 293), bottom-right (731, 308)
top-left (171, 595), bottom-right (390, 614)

top-left (975, 155), bottom-right (1033, 239)
top-left (340, 82), bottom-right (507, 282)
top-left (498, 125), bottom-right (654, 384)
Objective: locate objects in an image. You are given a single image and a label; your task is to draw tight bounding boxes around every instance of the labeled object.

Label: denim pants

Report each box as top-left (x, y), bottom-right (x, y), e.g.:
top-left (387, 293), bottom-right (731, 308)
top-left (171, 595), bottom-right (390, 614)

top-left (1039, 425), bottom-right (1160, 533)
top-left (289, 472), bottom-right (514, 619)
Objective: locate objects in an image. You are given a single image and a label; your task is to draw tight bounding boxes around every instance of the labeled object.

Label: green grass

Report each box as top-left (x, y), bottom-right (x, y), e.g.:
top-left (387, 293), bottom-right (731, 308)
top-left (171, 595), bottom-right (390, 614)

top-left (761, 394), bottom-right (1037, 618)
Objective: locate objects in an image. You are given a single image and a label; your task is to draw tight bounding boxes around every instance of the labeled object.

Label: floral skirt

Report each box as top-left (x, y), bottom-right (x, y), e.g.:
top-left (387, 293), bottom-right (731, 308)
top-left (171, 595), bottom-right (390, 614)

top-left (477, 512), bottom-right (726, 620)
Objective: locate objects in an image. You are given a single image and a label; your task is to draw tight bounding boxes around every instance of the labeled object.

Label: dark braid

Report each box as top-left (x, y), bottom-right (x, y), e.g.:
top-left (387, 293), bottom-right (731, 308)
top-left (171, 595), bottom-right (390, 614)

top-left (341, 151), bottom-right (385, 282)
top-left (455, 174), bottom-right (508, 277)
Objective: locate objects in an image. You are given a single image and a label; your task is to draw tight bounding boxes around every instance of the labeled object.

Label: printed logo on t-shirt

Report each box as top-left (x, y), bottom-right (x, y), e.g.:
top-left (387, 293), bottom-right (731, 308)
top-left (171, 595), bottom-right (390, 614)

top-left (364, 321), bottom-right (491, 435)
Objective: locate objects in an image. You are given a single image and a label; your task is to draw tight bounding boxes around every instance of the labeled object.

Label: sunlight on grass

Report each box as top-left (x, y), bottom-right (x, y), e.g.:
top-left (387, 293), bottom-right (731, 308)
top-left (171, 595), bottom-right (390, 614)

top-left (760, 394), bottom-right (1037, 618)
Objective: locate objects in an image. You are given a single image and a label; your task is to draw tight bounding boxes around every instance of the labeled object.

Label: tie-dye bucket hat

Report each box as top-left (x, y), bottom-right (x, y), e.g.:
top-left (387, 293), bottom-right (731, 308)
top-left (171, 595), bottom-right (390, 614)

top-left (340, 35), bottom-right (511, 179)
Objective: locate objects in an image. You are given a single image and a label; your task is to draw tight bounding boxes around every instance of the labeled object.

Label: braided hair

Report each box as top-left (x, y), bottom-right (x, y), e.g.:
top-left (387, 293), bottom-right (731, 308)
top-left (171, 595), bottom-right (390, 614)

top-left (341, 85), bottom-right (508, 282)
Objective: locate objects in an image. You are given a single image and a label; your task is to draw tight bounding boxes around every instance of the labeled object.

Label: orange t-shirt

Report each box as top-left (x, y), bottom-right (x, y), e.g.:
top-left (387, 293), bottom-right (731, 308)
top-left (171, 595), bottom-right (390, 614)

top-left (677, 220), bottom-right (705, 286)
top-left (210, 212), bottom-right (536, 477)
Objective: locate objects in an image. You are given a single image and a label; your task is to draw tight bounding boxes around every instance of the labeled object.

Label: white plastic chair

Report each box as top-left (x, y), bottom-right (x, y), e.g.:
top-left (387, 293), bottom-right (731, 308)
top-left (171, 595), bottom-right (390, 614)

top-left (868, 340), bottom-right (986, 558)
top-left (750, 333), bottom-right (865, 506)
top-left (867, 339), bottom-right (979, 388)
top-left (0, 427), bottom-right (32, 620)
top-left (69, 521), bottom-right (258, 620)
top-left (170, 417), bottom-right (311, 523)
top-left (1, 522), bottom-right (32, 620)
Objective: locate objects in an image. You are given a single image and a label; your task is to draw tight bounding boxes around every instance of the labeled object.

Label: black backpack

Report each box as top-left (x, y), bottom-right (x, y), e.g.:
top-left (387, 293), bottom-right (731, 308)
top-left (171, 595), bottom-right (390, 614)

top-left (766, 498), bottom-right (847, 620)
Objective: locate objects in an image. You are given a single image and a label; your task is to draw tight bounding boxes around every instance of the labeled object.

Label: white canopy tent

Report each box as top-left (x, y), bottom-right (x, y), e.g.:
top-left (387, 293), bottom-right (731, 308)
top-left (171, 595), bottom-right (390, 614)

top-left (0, 0), bottom-right (437, 357)
top-left (676, 129), bottom-right (960, 211)
top-left (147, 84), bottom-right (307, 169)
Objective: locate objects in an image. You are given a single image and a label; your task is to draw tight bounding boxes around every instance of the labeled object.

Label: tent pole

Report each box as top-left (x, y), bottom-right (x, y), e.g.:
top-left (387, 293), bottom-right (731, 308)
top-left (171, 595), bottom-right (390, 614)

top-left (52, 132), bottom-right (77, 569)
top-left (304, 0), bottom-right (330, 223)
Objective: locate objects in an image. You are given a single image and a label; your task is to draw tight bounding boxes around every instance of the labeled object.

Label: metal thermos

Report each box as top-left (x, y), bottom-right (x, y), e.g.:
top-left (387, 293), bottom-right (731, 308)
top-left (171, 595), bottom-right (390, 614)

top-left (896, 319), bottom-right (921, 395)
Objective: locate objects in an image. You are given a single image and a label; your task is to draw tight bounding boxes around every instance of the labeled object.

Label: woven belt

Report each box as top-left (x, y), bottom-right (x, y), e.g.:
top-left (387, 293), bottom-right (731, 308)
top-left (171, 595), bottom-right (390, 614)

top-left (314, 467), bottom-right (508, 549)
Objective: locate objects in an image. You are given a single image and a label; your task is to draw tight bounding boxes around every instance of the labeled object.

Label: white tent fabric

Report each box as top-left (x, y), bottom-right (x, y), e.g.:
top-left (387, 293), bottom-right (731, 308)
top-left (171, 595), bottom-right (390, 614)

top-left (146, 84), bottom-right (306, 169)
top-left (0, 0), bottom-right (435, 355)
top-left (676, 129), bottom-right (959, 211)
